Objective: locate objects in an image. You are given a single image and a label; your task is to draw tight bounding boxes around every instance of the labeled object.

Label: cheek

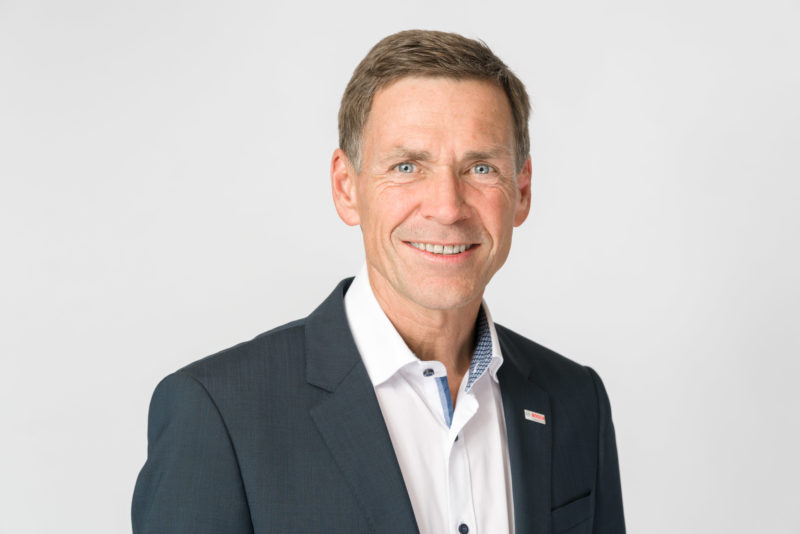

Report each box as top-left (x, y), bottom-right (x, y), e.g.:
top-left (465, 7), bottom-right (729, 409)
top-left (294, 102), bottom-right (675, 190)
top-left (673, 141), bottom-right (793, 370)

top-left (473, 188), bottom-right (517, 228)
top-left (366, 187), bottom-right (418, 230)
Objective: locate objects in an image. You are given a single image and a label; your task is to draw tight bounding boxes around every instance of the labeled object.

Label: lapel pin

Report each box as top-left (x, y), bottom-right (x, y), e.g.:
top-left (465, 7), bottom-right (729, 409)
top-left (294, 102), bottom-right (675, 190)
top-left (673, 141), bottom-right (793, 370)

top-left (524, 409), bottom-right (546, 425)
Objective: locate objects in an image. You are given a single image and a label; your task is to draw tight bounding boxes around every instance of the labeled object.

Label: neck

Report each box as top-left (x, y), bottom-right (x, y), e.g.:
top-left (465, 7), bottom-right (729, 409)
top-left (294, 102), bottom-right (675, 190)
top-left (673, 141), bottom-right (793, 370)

top-left (366, 265), bottom-right (480, 379)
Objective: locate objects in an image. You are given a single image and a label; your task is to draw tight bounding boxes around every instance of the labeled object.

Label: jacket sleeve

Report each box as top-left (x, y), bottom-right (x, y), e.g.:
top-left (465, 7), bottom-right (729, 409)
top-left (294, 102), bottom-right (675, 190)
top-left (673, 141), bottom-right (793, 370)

top-left (132, 371), bottom-right (253, 534)
top-left (586, 367), bottom-right (626, 533)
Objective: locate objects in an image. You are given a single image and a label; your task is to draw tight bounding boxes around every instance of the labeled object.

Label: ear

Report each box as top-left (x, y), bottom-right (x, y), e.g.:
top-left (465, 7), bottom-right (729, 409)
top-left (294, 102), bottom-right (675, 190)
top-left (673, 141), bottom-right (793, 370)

top-left (330, 148), bottom-right (361, 226)
top-left (513, 156), bottom-right (532, 227)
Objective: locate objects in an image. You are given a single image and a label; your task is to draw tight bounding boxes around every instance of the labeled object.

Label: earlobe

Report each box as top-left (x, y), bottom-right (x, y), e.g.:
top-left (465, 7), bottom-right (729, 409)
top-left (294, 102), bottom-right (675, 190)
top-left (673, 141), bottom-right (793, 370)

top-left (330, 148), bottom-right (361, 226)
top-left (513, 156), bottom-right (532, 227)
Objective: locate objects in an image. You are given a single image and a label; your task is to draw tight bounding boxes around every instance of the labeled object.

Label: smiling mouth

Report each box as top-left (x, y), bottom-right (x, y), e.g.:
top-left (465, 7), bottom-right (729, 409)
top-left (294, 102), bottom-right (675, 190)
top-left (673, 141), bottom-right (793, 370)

top-left (407, 242), bottom-right (475, 255)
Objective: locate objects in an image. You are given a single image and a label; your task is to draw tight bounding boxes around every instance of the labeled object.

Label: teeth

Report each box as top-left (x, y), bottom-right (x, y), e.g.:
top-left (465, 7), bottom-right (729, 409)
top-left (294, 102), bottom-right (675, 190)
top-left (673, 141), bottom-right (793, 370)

top-left (410, 242), bottom-right (472, 255)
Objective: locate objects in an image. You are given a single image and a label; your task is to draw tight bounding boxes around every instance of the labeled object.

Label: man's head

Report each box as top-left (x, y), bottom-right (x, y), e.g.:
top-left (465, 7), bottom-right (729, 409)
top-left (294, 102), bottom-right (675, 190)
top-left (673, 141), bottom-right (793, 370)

top-left (331, 30), bottom-right (532, 314)
top-left (338, 30), bottom-right (531, 173)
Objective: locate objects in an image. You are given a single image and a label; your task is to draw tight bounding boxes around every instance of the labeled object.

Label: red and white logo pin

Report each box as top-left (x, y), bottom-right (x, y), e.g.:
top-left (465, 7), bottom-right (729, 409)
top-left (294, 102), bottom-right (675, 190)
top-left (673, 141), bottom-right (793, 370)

top-left (524, 409), bottom-right (546, 425)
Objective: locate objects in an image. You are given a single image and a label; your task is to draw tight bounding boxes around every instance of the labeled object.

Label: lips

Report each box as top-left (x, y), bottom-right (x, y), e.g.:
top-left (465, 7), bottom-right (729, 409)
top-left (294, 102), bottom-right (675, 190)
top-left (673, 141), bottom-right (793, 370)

top-left (407, 242), bottom-right (474, 255)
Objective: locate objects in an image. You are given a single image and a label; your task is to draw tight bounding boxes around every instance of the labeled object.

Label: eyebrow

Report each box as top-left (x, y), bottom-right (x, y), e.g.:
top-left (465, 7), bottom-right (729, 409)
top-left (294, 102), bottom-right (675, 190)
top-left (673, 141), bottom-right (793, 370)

top-left (379, 147), bottom-right (433, 164)
top-left (462, 148), bottom-right (511, 161)
top-left (378, 146), bottom-right (512, 164)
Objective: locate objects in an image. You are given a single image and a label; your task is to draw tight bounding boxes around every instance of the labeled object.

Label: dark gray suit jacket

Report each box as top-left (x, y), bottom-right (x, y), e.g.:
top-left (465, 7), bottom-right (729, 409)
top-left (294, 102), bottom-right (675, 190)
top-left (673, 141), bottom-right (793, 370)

top-left (132, 279), bottom-right (625, 533)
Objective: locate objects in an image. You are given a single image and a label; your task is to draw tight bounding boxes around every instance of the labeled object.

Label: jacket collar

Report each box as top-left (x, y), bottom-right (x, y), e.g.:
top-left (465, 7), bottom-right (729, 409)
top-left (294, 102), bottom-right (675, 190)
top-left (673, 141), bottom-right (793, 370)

top-left (304, 278), bottom-right (420, 533)
top-left (304, 278), bottom-right (361, 392)
top-left (497, 325), bottom-right (554, 534)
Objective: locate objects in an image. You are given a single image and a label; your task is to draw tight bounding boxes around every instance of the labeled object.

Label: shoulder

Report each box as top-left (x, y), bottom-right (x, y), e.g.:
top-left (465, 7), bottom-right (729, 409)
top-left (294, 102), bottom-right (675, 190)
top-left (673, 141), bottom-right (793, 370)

top-left (174, 317), bottom-right (309, 395)
top-left (495, 323), bottom-right (606, 402)
top-left (495, 323), bottom-right (589, 380)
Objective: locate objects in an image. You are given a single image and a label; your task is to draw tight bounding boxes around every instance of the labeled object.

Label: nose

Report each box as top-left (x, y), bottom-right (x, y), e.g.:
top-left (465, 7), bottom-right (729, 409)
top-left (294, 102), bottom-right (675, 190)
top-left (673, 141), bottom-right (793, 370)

top-left (420, 168), bottom-right (470, 225)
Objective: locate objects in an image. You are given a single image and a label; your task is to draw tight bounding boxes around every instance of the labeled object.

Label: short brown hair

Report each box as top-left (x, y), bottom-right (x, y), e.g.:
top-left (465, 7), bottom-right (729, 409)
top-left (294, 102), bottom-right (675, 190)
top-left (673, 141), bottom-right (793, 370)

top-left (338, 29), bottom-right (531, 172)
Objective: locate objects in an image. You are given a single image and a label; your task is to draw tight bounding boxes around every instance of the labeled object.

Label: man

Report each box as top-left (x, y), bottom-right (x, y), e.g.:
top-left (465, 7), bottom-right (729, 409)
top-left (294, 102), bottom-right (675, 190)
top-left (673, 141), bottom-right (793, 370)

top-left (133, 30), bottom-right (625, 534)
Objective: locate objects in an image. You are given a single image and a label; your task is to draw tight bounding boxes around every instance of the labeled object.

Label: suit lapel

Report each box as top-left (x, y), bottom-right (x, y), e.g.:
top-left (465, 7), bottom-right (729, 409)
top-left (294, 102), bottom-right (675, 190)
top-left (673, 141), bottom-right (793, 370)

top-left (497, 328), bottom-right (553, 534)
top-left (305, 280), bottom-right (419, 534)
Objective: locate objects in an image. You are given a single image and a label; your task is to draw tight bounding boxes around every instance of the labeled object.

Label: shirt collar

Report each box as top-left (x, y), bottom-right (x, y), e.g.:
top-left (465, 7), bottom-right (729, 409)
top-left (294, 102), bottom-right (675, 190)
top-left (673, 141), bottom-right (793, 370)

top-left (343, 263), bottom-right (504, 388)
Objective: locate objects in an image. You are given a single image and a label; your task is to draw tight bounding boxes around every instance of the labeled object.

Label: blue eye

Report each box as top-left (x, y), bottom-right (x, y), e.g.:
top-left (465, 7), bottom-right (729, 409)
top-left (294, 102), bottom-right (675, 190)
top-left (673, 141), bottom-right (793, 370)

top-left (396, 162), bottom-right (416, 173)
top-left (473, 164), bottom-right (492, 174)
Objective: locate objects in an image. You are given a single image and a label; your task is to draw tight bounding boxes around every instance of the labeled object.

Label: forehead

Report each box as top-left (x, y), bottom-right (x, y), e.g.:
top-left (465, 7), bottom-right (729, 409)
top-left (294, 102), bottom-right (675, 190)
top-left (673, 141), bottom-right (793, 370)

top-left (363, 76), bottom-right (515, 154)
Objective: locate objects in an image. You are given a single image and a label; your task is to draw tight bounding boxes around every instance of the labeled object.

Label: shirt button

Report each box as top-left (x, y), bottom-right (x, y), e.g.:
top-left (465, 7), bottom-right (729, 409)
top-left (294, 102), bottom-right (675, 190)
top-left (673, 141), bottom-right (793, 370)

top-left (458, 524), bottom-right (469, 534)
top-left (423, 368), bottom-right (434, 377)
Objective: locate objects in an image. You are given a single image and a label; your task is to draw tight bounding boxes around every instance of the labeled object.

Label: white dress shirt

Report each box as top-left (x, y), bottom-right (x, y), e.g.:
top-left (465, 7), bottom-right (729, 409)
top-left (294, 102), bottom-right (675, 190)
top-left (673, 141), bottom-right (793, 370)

top-left (344, 264), bottom-right (514, 534)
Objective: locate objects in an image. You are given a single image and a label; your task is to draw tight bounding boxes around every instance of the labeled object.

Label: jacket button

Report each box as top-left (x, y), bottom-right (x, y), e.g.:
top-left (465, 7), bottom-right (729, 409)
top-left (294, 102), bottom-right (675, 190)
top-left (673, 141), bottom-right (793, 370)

top-left (458, 524), bottom-right (469, 533)
top-left (423, 368), bottom-right (434, 377)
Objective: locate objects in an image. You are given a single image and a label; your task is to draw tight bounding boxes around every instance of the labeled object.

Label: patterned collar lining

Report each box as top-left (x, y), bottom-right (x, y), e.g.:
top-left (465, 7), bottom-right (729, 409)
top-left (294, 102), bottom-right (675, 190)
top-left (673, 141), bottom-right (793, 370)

top-left (435, 306), bottom-right (495, 427)
top-left (466, 306), bottom-right (493, 392)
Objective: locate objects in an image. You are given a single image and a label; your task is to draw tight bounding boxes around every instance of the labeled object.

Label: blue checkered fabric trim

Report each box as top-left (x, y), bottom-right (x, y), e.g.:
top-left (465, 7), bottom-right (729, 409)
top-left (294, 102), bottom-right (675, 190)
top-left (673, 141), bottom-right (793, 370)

top-left (466, 307), bottom-right (493, 392)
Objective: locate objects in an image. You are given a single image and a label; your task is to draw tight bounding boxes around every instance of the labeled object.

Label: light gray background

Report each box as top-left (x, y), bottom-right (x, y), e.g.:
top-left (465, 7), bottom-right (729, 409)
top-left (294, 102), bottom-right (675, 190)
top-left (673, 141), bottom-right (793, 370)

top-left (1, 0), bottom-right (798, 532)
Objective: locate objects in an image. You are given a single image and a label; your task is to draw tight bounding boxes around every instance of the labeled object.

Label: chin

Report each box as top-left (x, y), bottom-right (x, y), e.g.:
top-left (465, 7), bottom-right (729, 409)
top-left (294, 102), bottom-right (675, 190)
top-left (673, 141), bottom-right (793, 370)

top-left (403, 278), bottom-right (483, 311)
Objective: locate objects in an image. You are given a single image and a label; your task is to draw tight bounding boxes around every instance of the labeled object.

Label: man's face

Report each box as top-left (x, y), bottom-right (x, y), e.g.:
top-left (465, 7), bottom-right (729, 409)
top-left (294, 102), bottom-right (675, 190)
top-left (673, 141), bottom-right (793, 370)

top-left (332, 76), bottom-right (531, 312)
